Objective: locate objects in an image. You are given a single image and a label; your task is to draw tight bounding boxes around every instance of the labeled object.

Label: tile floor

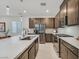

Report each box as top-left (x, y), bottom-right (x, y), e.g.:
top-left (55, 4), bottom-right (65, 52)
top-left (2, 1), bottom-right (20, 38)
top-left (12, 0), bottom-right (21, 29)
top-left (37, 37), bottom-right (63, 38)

top-left (35, 43), bottom-right (61, 59)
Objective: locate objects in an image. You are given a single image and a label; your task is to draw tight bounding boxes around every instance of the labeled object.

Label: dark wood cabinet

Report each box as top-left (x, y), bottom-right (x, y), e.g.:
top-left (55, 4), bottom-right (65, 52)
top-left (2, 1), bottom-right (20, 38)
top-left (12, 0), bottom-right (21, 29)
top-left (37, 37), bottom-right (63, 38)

top-left (19, 50), bottom-right (28, 59)
top-left (17, 39), bottom-right (39, 59)
top-left (60, 39), bottom-right (78, 59)
top-left (55, 11), bottom-right (60, 28)
top-left (67, 0), bottom-right (79, 25)
top-left (59, 0), bottom-right (67, 27)
top-left (28, 43), bottom-right (35, 59)
top-left (28, 39), bottom-right (39, 59)
top-left (45, 34), bottom-right (53, 42)
top-left (35, 39), bottom-right (39, 56)
top-left (29, 18), bottom-right (35, 28)
top-left (58, 0), bottom-right (79, 26)
top-left (34, 18), bottom-right (41, 24)
top-left (29, 18), bottom-right (55, 28)
top-left (68, 50), bottom-right (78, 59)
top-left (40, 33), bottom-right (45, 44)
top-left (61, 42), bottom-right (68, 59)
top-left (45, 18), bottom-right (55, 28)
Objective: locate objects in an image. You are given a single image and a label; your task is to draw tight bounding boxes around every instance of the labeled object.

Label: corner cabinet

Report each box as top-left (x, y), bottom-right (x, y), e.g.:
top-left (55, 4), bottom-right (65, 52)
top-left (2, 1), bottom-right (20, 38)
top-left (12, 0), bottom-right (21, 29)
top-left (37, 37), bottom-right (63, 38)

top-left (60, 39), bottom-right (78, 59)
top-left (17, 38), bottom-right (39, 59)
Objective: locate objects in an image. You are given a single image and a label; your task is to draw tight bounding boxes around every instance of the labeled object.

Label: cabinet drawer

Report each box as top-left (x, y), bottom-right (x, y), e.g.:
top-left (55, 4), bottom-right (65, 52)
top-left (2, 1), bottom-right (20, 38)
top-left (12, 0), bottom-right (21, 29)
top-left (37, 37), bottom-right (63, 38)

top-left (62, 40), bottom-right (78, 56)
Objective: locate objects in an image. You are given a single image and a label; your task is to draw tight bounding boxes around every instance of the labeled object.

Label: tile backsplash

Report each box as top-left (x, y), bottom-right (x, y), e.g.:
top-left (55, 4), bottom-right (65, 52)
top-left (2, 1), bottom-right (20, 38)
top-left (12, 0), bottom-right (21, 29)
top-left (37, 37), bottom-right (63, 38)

top-left (58, 25), bottom-right (79, 37)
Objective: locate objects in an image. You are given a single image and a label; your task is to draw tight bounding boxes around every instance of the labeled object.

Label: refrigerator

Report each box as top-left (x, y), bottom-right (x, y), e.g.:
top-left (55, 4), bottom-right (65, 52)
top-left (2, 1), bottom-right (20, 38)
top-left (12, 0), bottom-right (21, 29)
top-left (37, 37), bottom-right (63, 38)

top-left (35, 24), bottom-right (46, 43)
top-left (35, 24), bottom-right (45, 34)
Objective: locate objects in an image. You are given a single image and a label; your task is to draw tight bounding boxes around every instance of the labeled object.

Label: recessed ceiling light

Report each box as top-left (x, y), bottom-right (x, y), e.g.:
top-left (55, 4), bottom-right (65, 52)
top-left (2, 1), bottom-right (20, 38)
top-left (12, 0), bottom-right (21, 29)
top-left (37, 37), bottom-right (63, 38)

top-left (24, 10), bottom-right (27, 13)
top-left (46, 10), bottom-right (49, 13)
top-left (6, 5), bottom-right (10, 15)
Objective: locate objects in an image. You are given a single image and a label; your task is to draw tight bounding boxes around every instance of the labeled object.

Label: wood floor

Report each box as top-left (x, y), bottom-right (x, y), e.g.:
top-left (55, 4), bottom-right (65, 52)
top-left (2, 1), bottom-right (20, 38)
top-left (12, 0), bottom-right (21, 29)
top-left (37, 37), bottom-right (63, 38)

top-left (35, 43), bottom-right (61, 59)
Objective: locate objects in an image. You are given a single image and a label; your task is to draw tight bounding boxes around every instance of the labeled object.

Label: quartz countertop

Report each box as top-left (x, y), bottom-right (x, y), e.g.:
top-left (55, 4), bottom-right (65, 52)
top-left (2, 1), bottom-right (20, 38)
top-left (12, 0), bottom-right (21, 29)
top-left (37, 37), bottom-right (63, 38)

top-left (59, 37), bottom-right (79, 49)
top-left (0, 35), bottom-right (39, 59)
top-left (52, 32), bottom-right (79, 50)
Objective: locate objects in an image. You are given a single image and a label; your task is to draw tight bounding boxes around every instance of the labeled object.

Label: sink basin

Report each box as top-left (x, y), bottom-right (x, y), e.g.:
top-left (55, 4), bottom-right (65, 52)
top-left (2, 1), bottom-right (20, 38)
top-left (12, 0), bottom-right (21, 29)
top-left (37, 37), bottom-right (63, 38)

top-left (55, 34), bottom-right (73, 37)
top-left (20, 36), bottom-right (36, 40)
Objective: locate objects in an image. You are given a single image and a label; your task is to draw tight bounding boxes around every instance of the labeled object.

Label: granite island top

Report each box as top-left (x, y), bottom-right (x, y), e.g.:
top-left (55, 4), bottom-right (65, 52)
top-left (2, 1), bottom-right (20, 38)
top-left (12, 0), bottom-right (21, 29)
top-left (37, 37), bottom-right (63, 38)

top-left (0, 35), bottom-right (39, 59)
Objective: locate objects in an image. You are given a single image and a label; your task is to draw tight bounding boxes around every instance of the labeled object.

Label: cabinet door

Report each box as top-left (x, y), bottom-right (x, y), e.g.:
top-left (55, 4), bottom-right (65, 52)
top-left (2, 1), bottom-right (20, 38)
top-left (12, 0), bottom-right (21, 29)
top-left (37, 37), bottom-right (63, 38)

top-left (55, 12), bottom-right (60, 28)
top-left (68, 50), bottom-right (78, 59)
top-left (29, 45), bottom-right (35, 59)
top-left (35, 39), bottom-right (39, 55)
top-left (60, 2), bottom-right (67, 26)
top-left (61, 44), bottom-right (68, 59)
top-left (34, 18), bottom-right (40, 24)
top-left (45, 34), bottom-right (52, 42)
top-left (68, 0), bottom-right (78, 25)
top-left (40, 34), bottom-right (45, 44)
top-left (29, 18), bottom-right (35, 28)
top-left (19, 50), bottom-right (28, 59)
top-left (45, 18), bottom-right (54, 28)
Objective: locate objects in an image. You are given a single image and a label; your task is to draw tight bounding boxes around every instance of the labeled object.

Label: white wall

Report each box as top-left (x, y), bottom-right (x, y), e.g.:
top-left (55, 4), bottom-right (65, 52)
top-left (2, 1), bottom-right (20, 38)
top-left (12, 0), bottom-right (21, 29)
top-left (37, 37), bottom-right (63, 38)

top-left (0, 17), bottom-right (10, 36)
top-left (0, 16), bottom-right (56, 36)
top-left (0, 16), bottom-right (35, 36)
top-left (0, 16), bottom-right (23, 36)
top-left (22, 17), bottom-right (34, 33)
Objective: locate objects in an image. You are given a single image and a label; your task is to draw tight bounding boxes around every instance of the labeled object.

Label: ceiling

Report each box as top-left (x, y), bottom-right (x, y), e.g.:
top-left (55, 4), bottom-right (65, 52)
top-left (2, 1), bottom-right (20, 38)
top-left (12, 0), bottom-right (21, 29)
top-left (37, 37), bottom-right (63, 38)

top-left (0, 0), bottom-right (63, 17)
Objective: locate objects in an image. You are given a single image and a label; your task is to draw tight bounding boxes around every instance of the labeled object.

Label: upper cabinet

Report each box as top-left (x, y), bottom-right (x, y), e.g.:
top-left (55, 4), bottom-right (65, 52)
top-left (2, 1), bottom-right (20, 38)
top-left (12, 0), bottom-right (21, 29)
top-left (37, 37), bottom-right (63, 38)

top-left (56, 0), bottom-right (79, 27)
top-left (45, 18), bottom-right (55, 28)
top-left (29, 18), bottom-right (55, 28)
top-left (29, 18), bottom-right (35, 28)
top-left (67, 0), bottom-right (79, 25)
top-left (55, 11), bottom-right (60, 28)
top-left (60, 1), bottom-right (67, 26)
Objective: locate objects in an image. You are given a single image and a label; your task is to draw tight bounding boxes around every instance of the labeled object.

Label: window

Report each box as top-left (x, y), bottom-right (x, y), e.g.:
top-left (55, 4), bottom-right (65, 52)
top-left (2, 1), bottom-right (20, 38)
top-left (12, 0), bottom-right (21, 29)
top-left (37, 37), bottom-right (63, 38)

top-left (11, 21), bottom-right (22, 34)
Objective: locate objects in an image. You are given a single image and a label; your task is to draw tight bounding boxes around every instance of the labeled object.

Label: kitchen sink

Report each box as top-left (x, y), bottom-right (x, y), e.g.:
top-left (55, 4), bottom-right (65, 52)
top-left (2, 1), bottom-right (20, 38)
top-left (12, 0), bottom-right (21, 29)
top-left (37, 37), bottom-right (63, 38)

top-left (20, 36), bottom-right (36, 40)
top-left (55, 34), bottom-right (73, 37)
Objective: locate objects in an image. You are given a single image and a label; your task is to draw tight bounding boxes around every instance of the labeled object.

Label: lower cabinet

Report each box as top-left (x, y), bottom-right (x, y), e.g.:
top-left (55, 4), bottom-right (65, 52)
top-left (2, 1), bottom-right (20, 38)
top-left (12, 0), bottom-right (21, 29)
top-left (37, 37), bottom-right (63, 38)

top-left (40, 33), bottom-right (45, 44)
top-left (17, 38), bottom-right (39, 59)
top-left (68, 50), bottom-right (77, 59)
top-left (20, 51), bottom-right (28, 59)
top-left (45, 34), bottom-right (53, 42)
top-left (28, 43), bottom-right (35, 59)
top-left (60, 39), bottom-right (78, 59)
top-left (35, 39), bottom-right (39, 56)
top-left (61, 44), bottom-right (68, 59)
top-left (19, 50), bottom-right (28, 59)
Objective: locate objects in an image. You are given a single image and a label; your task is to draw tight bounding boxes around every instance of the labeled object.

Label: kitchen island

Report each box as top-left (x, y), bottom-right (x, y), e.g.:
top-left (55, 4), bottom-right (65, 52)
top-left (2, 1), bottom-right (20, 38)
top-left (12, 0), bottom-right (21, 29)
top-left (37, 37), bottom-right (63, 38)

top-left (0, 35), bottom-right (39, 59)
